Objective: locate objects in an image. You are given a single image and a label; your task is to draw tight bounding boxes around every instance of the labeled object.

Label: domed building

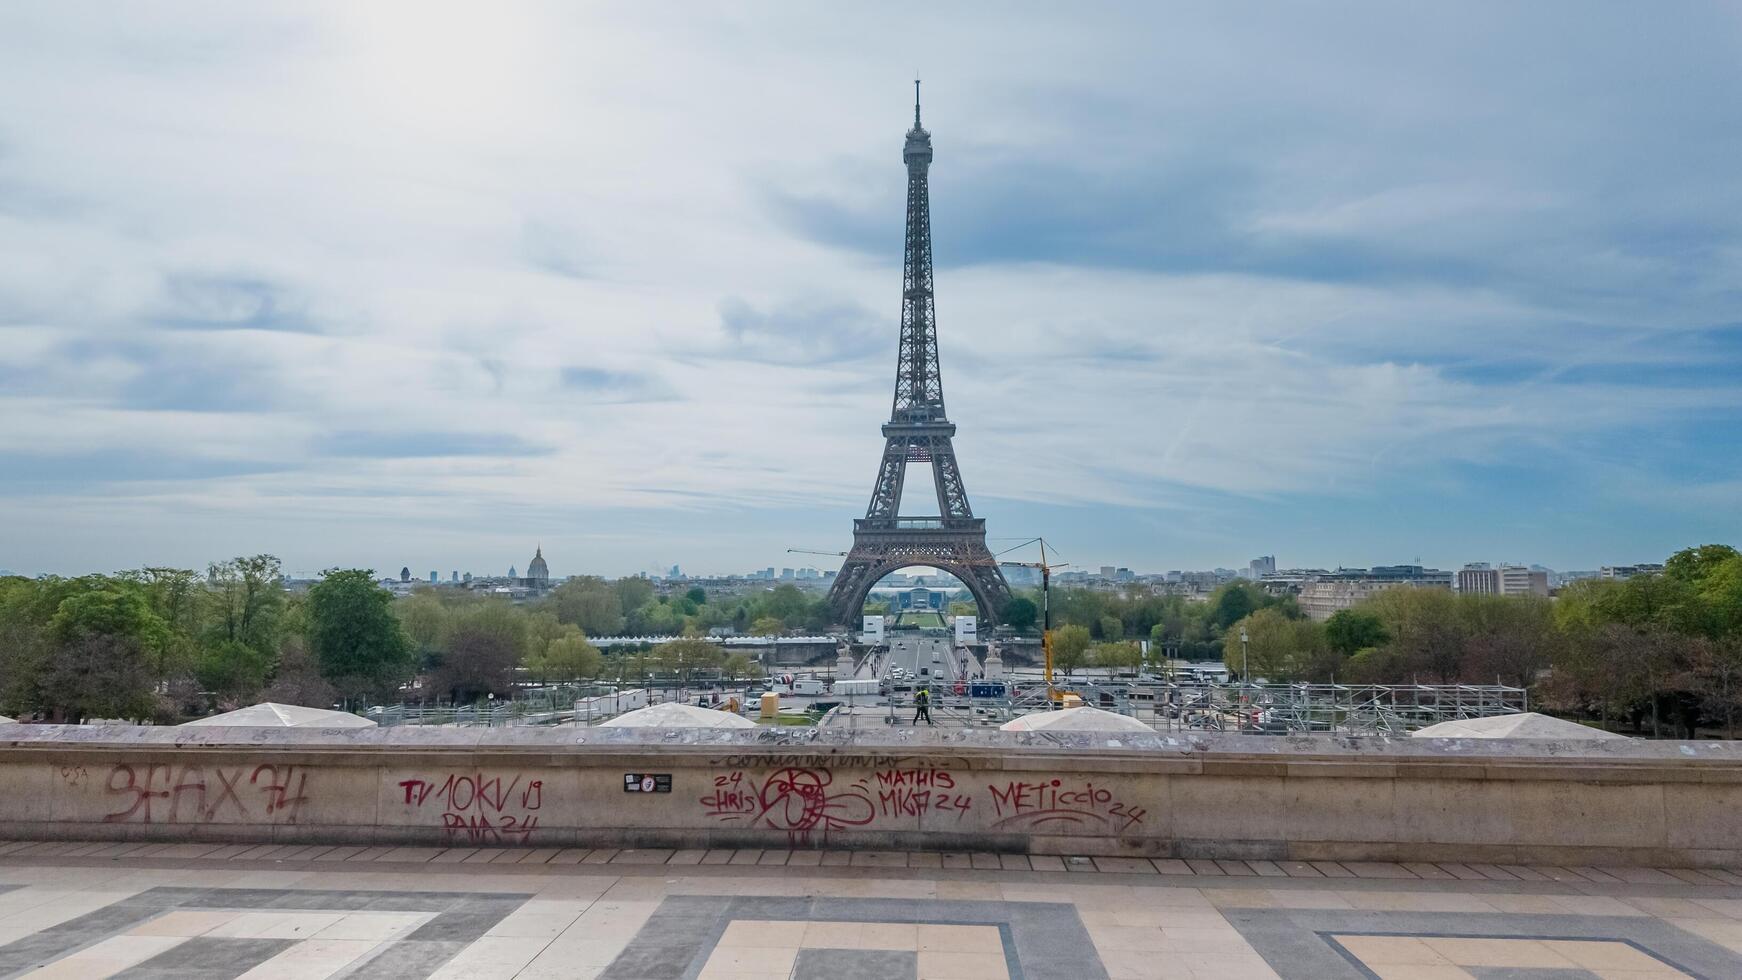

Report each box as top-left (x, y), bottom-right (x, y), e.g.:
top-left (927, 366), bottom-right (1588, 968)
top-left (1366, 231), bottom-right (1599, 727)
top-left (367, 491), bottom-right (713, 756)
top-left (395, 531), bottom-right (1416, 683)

top-left (525, 546), bottom-right (550, 587)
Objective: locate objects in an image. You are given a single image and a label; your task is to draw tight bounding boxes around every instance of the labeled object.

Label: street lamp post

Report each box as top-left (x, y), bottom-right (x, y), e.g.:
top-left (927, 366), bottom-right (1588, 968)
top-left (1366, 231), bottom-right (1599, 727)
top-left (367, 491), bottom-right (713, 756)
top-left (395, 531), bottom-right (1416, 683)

top-left (1239, 627), bottom-right (1250, 733)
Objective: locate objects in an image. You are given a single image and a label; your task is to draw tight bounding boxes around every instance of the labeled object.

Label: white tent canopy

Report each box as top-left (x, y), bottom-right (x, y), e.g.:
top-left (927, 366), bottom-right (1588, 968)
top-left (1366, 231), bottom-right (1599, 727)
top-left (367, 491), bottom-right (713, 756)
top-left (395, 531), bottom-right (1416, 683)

top-left (0, 716), bottom-right (13, 724)
top-left (1000, 705), bottom-right (1153, 734)
top-left (598, 702), bottom-right (756, 729)
top-left (181, 703), bottom-right (376, 729)
top-left (1412, 712), bottom-right (1627, 741)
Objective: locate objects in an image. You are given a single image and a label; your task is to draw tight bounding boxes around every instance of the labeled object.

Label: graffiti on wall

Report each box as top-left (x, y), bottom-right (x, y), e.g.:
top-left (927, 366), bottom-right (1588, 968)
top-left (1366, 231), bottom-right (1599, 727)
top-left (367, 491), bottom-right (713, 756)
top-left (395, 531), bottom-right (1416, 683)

top-left (700, 766), bottom-right (1142, 843)
top-left (100, 763), bottom-right (311, 825)
top-left (397, 772), bottom-right (543, 844)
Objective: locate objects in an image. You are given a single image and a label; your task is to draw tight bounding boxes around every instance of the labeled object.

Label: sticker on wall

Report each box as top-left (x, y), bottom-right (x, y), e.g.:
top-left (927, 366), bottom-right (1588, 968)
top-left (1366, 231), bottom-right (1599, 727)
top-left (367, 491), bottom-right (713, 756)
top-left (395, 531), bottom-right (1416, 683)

top-left (623, 773), bottom-right (672, 793)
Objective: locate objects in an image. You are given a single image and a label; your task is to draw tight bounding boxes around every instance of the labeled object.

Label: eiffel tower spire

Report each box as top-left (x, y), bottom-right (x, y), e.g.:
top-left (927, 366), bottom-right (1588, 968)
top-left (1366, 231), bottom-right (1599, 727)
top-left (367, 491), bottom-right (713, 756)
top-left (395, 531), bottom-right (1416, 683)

top-left (826, 87), bottom-right (1012, 626)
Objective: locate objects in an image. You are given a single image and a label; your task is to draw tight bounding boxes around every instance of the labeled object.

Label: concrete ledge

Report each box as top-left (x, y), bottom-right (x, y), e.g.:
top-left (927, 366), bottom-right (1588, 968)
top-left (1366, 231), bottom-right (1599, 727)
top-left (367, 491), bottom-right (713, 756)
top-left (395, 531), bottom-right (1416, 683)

top-left (0, 723), bottom-right (1737, 865)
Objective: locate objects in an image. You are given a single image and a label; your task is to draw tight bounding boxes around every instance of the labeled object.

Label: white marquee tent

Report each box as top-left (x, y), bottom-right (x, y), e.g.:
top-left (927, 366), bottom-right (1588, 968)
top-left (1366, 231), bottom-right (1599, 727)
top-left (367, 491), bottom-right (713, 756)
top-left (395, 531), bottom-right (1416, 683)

top-left (1411, 712), bottom-right (1627, 741)
top-left (1000, 705), bottom-right (1153, 734)
top-left (180, 703), bottom-right (376, 729)
top-left (598, 702), bottom-right (756, 729)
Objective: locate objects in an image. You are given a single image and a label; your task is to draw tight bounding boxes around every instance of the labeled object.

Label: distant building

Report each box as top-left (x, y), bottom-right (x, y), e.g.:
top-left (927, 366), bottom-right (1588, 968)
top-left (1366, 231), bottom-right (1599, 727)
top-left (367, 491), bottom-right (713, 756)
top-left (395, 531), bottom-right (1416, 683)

top-left (669, 564), bottom-right (682, 579)
top-left (508, 565), bottom-right (518, 579)
top-left (1498, 564), bottom-right (1549, 597)
top-left (526, 546), bottom-right (550, 586)
top-left (400, 566), bottom-right (411, 583)
top-left (1458, 563), bottom-right (1499, 595)
top-left (451, 571), bottom-right (459, 583)
top-left (1099, 565), bottom-right (1116, 578)
top-left (895, 587), bottom-right (947, 611)
top-left (1248, 556), bottom-right (1276, 580)
top-left (1297, 566), bottom-right (1452, 621)
top-left (428, 571), bottom-right (437, 583)
top-left (1601, 564), bottom-right (1663, 581)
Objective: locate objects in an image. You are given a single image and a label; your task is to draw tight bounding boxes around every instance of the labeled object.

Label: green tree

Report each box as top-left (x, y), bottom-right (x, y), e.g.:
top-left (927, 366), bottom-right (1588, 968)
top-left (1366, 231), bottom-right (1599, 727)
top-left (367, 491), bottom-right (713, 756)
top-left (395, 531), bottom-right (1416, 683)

top-left (1001, 595), bottom-right (1038, 632)
top-left (194, 639), bottom-right (271, 702)
top-left (261, 633), bottom-right (337, 708)
top-left (306, 569), bottom-right (413, 705)
top-left (430, 602), bottom-right (526, 702)
top-left (750, 616), bottom-right (786, 637)
top-left (1092, 640), bottom-right (1143, 673)
top-left (1052, 624), bottom-right (1092, 677)
top-left (546, 577), bottom-right (626, 636)
top-left (536, 633), bottom-right (603, 683)
top-left (614, 577), bottom-right (656, 614)
top-left (685, 586), bottom-right (708, 606)
top-left (205, 555), bottom-right (285, 657)
top-left (397, 592), bottom-right (449, 656)
top-left (653, 636), bottom-right (724, 683)
top-left (1324, 609), bottom-right (1388, 657)
top-left (1223, 607), bottom-right (1327, 682)
top-left (1096, 615), bottom-right (1123, 641)
top-left (721, 653), bottom-right (757, 682)
top-left (42, 584), bottom-right (167, 721)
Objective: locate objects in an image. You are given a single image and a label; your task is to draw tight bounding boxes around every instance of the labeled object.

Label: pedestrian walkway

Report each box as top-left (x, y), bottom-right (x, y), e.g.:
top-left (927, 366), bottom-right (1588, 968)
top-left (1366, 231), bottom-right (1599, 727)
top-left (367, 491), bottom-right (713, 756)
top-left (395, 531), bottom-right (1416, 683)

top-left (3, 841), bottom-right (1741, 977)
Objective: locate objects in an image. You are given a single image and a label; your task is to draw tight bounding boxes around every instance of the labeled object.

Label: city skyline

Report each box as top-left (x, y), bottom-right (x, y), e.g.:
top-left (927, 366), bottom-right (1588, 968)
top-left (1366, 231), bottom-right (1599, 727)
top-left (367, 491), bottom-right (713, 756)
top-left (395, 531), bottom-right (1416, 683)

top-left (3, 4), bottom-right (1739, 577)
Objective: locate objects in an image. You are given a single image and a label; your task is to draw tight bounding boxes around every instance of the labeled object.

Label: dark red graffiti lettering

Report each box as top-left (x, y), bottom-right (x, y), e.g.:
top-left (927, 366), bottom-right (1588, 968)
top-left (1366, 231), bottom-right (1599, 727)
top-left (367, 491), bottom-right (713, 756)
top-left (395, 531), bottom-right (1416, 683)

top-left (100, 763), bottom-right (311, 824)
top-left (398, 771), bottom-right (542, 844)
top-left (986, 778), bottom-right (1144, 831)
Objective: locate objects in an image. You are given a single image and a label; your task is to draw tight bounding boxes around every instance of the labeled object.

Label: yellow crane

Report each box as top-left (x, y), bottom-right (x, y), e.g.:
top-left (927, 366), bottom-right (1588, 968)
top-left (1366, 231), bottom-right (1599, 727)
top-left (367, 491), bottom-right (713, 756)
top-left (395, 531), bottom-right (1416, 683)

top-left (996, 538), bottom-right (1071, 702)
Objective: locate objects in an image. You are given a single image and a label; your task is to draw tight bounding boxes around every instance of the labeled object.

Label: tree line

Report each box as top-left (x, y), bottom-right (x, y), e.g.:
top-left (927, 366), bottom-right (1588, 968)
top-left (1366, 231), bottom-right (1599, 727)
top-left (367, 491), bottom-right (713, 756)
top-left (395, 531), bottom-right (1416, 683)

top-left (0, 563), bottom-right (839, 722)
top-left (1037, 544), bottom-right (1742, 737)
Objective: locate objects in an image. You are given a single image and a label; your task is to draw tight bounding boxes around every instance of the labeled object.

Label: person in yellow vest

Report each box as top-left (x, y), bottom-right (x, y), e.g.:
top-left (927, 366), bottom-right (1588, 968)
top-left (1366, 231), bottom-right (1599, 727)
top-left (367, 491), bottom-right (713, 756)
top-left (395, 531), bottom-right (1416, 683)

top-left (913, 686), bottom-right (933, 726)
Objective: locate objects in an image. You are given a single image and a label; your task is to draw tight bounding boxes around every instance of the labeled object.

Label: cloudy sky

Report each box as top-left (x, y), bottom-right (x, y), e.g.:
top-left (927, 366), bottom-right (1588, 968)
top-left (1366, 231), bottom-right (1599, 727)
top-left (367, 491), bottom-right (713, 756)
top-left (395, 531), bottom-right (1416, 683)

top-left (2, 2), bottom-right (1739, 579)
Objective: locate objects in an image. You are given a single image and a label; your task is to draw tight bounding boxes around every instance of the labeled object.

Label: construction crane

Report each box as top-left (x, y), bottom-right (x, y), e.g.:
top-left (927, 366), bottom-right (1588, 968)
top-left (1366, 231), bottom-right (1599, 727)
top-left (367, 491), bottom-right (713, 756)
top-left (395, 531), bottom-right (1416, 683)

top-left (785, 548), bottom-right (847, 557)
top-left (995, 538), bottom-right (1071, 701)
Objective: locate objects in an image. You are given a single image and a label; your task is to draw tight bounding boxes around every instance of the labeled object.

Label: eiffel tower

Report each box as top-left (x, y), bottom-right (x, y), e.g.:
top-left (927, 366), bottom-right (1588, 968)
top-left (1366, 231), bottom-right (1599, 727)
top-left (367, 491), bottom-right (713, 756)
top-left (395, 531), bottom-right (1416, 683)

top-left (825, 84), bottom-right (1013, 626)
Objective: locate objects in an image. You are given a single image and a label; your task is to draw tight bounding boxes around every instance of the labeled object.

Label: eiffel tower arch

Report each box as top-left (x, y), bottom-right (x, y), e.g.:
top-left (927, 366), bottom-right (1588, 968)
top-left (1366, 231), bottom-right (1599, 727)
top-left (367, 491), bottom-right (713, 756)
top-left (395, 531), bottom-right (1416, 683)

top-left (826, 84), bottom-right (1013, 627)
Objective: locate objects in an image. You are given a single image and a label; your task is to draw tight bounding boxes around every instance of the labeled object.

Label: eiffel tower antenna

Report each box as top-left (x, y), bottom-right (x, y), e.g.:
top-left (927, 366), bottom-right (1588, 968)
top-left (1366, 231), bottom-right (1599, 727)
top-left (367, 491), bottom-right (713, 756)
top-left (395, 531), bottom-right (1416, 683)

top-left (825, 86), bottom-right (1012, 626)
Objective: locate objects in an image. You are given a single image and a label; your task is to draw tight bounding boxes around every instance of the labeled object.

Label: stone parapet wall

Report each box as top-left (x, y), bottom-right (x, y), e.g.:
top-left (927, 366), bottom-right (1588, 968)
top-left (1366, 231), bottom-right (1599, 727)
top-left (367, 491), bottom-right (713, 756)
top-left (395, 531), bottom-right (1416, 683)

top-left (0, 725), bottom-right (1738, 866)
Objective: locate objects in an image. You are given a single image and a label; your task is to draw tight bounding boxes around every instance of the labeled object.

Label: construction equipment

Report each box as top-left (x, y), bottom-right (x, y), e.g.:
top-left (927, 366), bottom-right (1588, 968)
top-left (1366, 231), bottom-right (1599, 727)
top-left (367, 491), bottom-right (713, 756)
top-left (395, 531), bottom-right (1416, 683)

top-left (786, 548), bottom-right (848, 557)
top-left (996, 538), bottom-right (1070, 701)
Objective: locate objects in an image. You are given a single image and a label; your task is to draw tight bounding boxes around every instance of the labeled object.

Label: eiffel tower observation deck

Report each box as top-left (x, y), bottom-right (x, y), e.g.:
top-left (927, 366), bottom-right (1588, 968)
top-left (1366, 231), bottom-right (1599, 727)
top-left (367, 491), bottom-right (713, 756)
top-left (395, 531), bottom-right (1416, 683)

top-left (826, 84), bottom-right (1013, 626)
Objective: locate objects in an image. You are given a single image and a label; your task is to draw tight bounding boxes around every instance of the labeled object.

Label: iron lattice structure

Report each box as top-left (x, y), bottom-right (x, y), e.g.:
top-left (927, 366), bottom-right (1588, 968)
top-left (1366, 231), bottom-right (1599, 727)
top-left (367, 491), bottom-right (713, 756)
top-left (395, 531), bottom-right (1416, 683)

top-left (826, 85), bottom-right (1013, 626)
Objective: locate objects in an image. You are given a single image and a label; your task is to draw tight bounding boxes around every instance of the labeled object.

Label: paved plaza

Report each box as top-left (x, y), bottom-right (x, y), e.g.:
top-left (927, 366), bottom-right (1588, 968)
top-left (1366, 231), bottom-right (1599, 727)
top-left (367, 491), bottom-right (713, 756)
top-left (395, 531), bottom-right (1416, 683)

top-left (1, 843), bottom-right (1742, 978)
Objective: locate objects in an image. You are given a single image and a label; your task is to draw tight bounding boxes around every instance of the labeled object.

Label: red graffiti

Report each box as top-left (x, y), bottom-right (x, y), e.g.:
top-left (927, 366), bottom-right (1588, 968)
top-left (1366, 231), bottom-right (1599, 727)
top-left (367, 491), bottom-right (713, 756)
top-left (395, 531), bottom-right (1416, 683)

top-left (398, 773), bottom-right (542, 844)
top-left (102, 763), bottom-right (310, 824)
top-left (986, 778), bottom-right (1145, 831)
top-left (701, 768), bottom-right (875, 845)
top-left (871, 768), bottom-right (971, 820)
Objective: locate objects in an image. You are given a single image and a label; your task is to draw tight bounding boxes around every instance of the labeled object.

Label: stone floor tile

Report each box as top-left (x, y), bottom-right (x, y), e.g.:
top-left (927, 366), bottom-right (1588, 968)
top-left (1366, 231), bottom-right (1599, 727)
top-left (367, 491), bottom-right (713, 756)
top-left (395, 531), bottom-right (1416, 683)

top-left (580, 849), bottom-right (618, 864)
top-left (430, 848), bottom-right (478, 863)
top-left (1066, 856), bottom-right (1098, 872)
top-left (235, 936), bottom-right (379, 978)
top-left (425, 935), bottom-right (549, 980)
top-left (1699, 867), bottom-right (1742, 886)
top-left (1527, 865), bottom-right (1584, 882)
top-left (700, 944), bottom-right (800, 975)
top-left (940, 853), bottom-right (972, 869)
top-left (666, 849), bottom-right (707, 866)
top-left (786, 851), bottom-right (824, 867)
top-left (511, 848), bottom-right (562, 865)
top-left (1308, 861), bottom-right (1355, 878)
top-left (1432, 863), bottom-right (1488, 881)
top-left (1184, 859), bottom-right (1224, 876)
top-left (1422, 936), bottom-right (1577, 969)
top-left (1027, 855), bottom-right (1065, 872)
top-left (917, 923), bottom-right (1003, 953)
top-left (311, 911), bottom-right (426, 942)
top-left (727, 849), bottom-right (763, 865)
top-left (611, 849), bottom-right (674, 865)
top-left (820, 851), bottom-right (852, 866)
top-left (1596, 865), bottom-right (1679, 884)
top-left (1277, 861), bottom-right (1323, 878)
top-left (851, 851), bottom-right (908, 868)
top-left (1401, 862), bottom-right (1456, 880)
top-left (21, 934), bottom-right (189, 979)
top-left (460, 849), bottom-right (502, 864)
top-left (970, 852), bottom-right (1001, 870)
top-left (1662, 867), bottom-right (1727, 886)
top-left (1567, 865), bottom-right (1624, 883)
top-left (1245, 860), bottom-right (1288, 878)
top-left (1343, 862), bottom-right (1417, 879)
top-left (125, 909), bottom-right (240, 937)
top-left (1096, 857), bottom-right (1158, 875)
top-left (1214, 860), bottom-right (1258, 876)
top-left (700, 849), bottom-right (735, 865)
top-left (997, 854), bottom-right (1029, 871)
top-left (1464, 863), bottom-right (1518, 880)
top-left (915, 949), bottom-right (1009, 979)
top-left (757, 850), bottom-right (791, 866)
